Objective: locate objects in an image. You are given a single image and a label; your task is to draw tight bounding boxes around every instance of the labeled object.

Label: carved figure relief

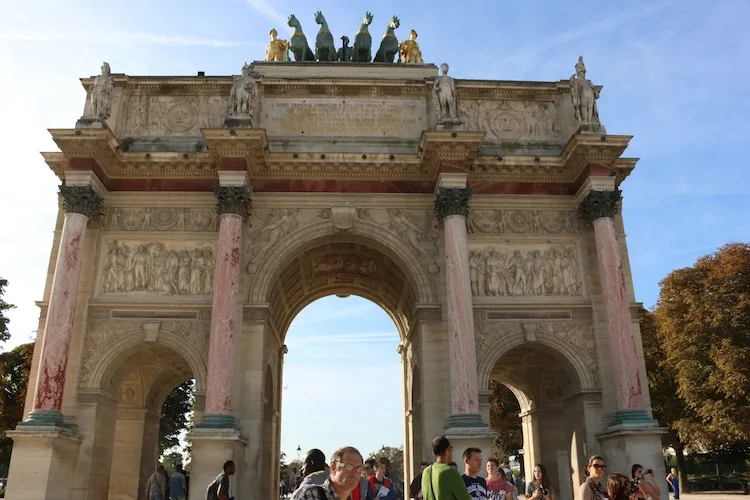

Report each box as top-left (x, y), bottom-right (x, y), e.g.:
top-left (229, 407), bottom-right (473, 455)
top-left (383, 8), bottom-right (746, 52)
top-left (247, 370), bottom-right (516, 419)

top-left (99, 240), bottom-right (216, 296)
top-left (538, 322), bottom-right (600, 388)
top-left (459, 100), bottom-right (560, 142)
top-left (358, 208), bottom-right (440, 274)
top-left (469, 245), bottom-right (583, 297)
top-left (311, 255), bottom-right (376, 275)
top-left (468, 209), bottom-right (578, 235)
top-left (120, 95), bottom-right (230, 136)
top-left (103, 207), bottom-right (218, 232)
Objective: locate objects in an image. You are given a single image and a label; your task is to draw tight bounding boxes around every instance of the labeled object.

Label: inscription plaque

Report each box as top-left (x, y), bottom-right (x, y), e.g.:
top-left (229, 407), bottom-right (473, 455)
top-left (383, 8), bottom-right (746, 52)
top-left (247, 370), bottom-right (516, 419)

top-left (262, 98), bottom-right (426, 138)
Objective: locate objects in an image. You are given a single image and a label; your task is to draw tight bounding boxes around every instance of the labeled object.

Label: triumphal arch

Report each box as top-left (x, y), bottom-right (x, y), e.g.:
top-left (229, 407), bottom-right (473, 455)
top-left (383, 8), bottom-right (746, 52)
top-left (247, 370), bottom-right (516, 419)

top-left (8, 27), bottom-right (667, 500)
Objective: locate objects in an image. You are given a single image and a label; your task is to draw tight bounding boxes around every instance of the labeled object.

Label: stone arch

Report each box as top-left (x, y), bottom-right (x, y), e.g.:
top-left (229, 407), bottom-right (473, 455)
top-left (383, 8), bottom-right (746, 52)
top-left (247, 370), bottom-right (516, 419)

top-left (248, 217), bottom-right (438, 307)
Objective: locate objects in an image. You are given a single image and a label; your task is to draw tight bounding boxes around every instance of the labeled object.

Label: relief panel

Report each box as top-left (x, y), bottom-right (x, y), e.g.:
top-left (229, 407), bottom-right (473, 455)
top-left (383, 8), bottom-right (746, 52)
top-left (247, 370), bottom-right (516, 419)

top-left (119, 95), bottom-right (229, 137)
top-left (459, 100), bottom-right (561, 143)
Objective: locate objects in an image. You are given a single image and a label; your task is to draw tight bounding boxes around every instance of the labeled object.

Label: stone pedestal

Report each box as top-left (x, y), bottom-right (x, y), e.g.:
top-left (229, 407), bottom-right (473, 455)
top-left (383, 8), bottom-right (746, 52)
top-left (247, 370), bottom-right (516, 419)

top-left (4, 426), bottom-right (82, 500)
top-left (74, 116), bottom-right (108, 129)
top-left (189, 428), bottom-right (246, 500)
top-left (224, 116), bottom-right (255, 128)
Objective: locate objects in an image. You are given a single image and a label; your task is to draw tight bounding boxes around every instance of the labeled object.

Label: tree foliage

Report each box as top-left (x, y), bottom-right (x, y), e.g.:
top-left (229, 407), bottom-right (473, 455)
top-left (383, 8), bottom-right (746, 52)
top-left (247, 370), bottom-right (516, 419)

top-left (158, 379), bottom-right (195, 456)
top-left (0, 278), bottom-right (15, 343)
top-left (0, 342), bottom-right (34, 475)
top-left (488, 380), bottom-right (522, 462)
top-left (368, 445), bottom-right (404, 480)
top-left (654, 243), bottom-right (750, 447)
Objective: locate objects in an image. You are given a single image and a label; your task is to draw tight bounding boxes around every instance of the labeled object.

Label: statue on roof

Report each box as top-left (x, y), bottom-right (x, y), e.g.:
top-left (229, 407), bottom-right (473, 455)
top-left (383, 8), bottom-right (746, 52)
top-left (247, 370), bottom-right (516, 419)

top-left (86, 62), bottom-right (114, 120)
top-left (265, 28), bottom-right (290, 62)
top-left (226, 63), bottom-right (258, 127)
top-left (337, 36), bottom-right (353, 62)
top-left (569, 56), bottom-right (601, 127)
top-left (399, 29), bottom-right (423, 64)
top-left (433, 63), bottom-right (461, 129)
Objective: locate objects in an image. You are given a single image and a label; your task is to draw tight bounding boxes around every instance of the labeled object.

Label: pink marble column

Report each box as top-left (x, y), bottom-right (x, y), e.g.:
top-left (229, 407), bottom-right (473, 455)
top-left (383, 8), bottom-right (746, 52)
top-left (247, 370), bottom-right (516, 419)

top-left (435, 187), bottom-right (482, 424)
top-left (27, 185), bottom-right (102, 425)
top-left (581, 189), bottom-right (644, 412)
top-left (200, 185), bottom-right (250, 427)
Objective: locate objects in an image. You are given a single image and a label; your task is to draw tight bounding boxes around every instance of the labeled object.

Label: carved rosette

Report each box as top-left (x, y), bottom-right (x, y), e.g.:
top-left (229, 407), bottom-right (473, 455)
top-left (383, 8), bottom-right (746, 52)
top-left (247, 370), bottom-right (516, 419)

top-left (434, 187), bottom-right (472, 220)
top-left (578, 189), bottom-right (621, 223)
top-left (59, 185), bottom-right (103, 218)
top-left (214, 185), bottom-right (252, 219)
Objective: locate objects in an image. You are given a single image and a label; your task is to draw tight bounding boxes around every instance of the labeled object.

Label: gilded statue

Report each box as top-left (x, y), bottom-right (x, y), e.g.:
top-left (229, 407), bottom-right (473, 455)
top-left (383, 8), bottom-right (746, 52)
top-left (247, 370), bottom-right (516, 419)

top-left (569, 56), bottom-right (601, 126)
top-left (86, 62), bottom-right (114, 119)
top-left (265, 28), bottom-right (289, 62)
top-left (433, 63), bottom-right (460, 126)
top-left (399, 29), bottom-right (423, 64)
top-left (226, 63), bottom-right (258, 126)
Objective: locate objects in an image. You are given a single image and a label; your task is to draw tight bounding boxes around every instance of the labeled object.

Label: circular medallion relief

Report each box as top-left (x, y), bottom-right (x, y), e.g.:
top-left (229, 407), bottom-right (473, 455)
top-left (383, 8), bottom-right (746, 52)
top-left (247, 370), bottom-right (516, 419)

top-left (165, 103), bottom-right (197, 133)
top-left (489, 111), bottom-right (524, 141)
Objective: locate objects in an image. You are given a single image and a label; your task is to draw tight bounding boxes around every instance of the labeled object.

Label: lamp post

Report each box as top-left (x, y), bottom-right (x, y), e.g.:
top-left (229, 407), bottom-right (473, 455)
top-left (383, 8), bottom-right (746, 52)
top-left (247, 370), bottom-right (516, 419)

top-left (296, 445), bottom-right (301, 463)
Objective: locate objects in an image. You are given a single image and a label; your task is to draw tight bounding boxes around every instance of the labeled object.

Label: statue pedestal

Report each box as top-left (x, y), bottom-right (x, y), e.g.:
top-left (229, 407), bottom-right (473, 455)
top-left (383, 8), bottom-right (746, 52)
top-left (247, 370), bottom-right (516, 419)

top-left (5, 425), bottom-right (82, 499)
top-left (577, 123), bottom-right (607, 135)
top-left (189, 427), bottom-right (246, 499)
top-left (436, 119), bottom-right (464, 131)
top-left (224, 116), bottom-right (255, 129)
top-left (75, 116), bottom-right (108, 129)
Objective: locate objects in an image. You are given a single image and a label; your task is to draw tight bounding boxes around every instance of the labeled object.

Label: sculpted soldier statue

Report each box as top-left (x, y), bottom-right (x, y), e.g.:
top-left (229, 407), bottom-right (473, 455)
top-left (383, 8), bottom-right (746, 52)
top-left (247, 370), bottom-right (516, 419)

top-left (569, 56), bottom-right (600, 126)
top-left (265, 28), bottom-right (290, 61)
top-left (226, 63), bottom-right (258, 127)
top-left (87, 62), bottom-right (114, 120)
top-left (433, 63), bottom-right (460, 126)
top-left (337, 35), bottom-right (353, 61)
top-left (399, 29), bottom-right (423, 64)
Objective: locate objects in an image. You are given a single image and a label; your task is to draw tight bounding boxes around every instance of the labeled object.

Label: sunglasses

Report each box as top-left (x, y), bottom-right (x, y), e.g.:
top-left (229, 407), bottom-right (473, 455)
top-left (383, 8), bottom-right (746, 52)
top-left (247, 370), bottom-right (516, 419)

top-left (592, 464), bottom-right (607, 470)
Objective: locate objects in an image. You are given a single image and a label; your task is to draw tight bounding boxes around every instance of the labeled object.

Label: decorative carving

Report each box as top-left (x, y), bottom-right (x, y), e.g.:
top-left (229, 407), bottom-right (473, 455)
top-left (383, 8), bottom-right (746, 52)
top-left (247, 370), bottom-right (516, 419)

top-left (164, 102), bottom-right (198, 133)
top-left (226, 63), bottom-right (259, 127)
top-left (330, 206), bottom-right (357, 232)
top-left (399, 30), bottom-right (423, 64)
top-left (84, 62), bottom-right (114, 120)
top-left (538, 322), bottom-right (600, 388)
top-left (311, 255), bottom-right (376, 275)
top-left (459, 100), bottom-right (560, 142)
top-left (433, 63), bottom-right (461, 128)
top-left (214, 185), bottom-right (251, 219)
top-left (100, 240), bottom-right (216, 296)
top-left (434, 187), bottom-right (471, 220)
top-left (579, 189), bottom-right (621, 223)
top-left (121, 95), bottom-right (229, 136)
top-left (265, 28), bottom-right (290, 61)
top-left (358, 208), bottom-right (440, 275)
top-left (103, 207), bottom-right (218, 232)
top-left (469, 245), bottom-right (583, 297)
top-left (59, 185), bottom-right (103, 218)
top-left (475, 319), bottom-right (522, 358)
top-left (570, 56), bottom-right (601, 127)
top-left (468, 209), bottom-right (579, 235)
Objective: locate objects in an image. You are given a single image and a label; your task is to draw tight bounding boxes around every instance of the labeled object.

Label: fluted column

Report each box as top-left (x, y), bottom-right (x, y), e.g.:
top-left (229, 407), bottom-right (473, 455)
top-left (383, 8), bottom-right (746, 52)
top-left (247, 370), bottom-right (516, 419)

top-left (580, 189), bottom-right (646, 419)
top-left (198, 185), bottom-right (251, 428)
top-left (434, 187), bottom-right (483, 427)
top-left (25, 185), bottom-right (102, 426)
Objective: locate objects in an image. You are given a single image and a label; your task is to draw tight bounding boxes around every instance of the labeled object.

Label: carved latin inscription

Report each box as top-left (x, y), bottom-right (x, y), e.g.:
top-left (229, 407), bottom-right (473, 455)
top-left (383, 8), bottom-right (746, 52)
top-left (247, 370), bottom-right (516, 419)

top-left (262, 98), bottom-right (426, 138)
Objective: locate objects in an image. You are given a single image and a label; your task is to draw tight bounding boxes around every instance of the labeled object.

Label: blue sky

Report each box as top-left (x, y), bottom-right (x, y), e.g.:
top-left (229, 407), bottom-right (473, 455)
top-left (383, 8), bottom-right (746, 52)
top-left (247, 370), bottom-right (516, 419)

top-left (0, 0), bottom-right (748, 460)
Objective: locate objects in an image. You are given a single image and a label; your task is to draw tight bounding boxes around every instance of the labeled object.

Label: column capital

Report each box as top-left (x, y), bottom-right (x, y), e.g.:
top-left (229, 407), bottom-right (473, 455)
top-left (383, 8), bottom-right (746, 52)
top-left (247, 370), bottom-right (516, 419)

top-left (59, 185), bottom-right (103, 218)
top-left (214, 185), bottom-right (252, 219)
top-left (434, 187), bottom-right (471, 220)
top-left (578, 189), bottom-right (621, 223)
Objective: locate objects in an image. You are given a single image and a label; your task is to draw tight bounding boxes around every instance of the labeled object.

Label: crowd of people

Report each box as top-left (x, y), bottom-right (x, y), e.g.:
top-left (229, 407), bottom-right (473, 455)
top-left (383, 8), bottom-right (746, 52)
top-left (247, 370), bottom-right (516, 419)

top-left (288, 436), bottom-right (671, 500)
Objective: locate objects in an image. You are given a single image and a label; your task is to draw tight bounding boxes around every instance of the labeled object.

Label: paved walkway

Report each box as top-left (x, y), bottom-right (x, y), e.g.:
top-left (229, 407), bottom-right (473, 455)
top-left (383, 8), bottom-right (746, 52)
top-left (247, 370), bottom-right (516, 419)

top-left (679, 493), bottom-right (747, 499)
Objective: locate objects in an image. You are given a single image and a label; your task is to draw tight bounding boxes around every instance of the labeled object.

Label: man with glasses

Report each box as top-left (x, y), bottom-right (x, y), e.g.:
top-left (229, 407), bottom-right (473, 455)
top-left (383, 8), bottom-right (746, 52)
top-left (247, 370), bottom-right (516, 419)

top-left (292, 446), bottom-right (364, 500)
top-left (422, 436), bottom-right (471, 500)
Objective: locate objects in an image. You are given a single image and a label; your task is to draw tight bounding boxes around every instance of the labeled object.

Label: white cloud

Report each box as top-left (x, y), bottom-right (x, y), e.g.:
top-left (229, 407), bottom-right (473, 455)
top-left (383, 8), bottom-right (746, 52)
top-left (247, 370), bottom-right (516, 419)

top-left (0, 30), bottom-right (248, 47)
top-left (244, 0), bottom-right (288, 28)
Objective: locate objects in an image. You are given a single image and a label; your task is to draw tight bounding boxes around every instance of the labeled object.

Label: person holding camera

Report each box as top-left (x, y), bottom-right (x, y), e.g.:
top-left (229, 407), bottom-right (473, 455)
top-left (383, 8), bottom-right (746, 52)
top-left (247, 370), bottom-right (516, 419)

top-left (579, 456), bottom-right (608, 500)
top-left (525, 464), bottom-right (555, 500)
top-left (631, 465), bottom-right (661, 500)
top-left (607, 472), bottom-right (647, 500)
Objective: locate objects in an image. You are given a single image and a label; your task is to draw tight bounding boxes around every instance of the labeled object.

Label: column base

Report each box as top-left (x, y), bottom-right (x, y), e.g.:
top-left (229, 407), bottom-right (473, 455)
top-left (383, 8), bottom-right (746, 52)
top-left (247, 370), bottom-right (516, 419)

top-left (189, 427), bottom-right (247, 500)
top-left (445, 413), bottom-right (486, 429)
top-left (195, 412), bottom-right (237, 429)
top-left (5, 425), bottom-right (82, 500)
top-left (18, 410), bottom-right (71, 428)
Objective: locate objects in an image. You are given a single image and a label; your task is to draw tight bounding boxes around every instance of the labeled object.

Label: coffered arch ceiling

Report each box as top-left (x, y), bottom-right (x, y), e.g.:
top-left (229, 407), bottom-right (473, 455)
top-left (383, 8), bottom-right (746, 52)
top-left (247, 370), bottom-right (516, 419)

top-left (269, 237), bottom-right (417, 340)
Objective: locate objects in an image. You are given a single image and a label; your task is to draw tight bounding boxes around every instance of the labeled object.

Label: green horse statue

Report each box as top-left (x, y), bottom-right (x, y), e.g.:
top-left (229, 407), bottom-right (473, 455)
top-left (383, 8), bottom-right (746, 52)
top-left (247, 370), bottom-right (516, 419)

top-left (374, 16), bottom-right (401, 63)
top-left (352, 11), bottom-right (374, 62)
top-left (314, 11), bottom-right (336, 62)
top-left (287, 14), bottom-right (315, 61)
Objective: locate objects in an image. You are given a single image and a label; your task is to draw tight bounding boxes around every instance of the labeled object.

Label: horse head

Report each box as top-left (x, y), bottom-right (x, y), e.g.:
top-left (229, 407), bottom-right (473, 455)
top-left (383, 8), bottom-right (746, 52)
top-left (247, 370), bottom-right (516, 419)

top-left (362, 11), bottom-right (374, 26)
top-left (314, 11), bottom-right (325, 26)
top-left (389, 16), bottom-right (400, 30)
top-left (287, 14), bottom-right (298, 28)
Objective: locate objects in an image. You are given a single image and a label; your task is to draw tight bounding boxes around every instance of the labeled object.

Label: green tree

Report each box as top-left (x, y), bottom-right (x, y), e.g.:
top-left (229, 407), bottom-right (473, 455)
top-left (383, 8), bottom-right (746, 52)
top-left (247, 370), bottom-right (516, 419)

top-left (158, 379), bottom-right (195, 456)
top-left (654, 243), bottom-right (750, 446)
top-left (488, 380), bottom-right (522, 462)
top-left (368, 445), bottom-right (404, 481)
top-left (0, 278), bottom-right (15, 343)
top-left (0, 342), bottom-right (34, 475)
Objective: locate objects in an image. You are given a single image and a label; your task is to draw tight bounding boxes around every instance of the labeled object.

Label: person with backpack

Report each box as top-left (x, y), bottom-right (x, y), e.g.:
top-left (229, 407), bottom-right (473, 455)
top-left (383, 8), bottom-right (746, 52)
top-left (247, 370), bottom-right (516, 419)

top-left (292, 446), bottom-right (364, 500)
top-left (205, 460), bottom-right (235, 500)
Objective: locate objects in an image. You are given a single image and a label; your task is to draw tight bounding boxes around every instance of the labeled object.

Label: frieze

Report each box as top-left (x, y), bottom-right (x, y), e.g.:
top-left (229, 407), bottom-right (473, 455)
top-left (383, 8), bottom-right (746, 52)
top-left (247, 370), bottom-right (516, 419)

top-left (469, 244), bottom-right (583, 297)
top-left (459, 100), bottom-right (561, 143)
top-left (118, 95), bottom-right (229, 137)
top-left (99, 240), bottom-right (216, 296)
top-left (102, 207), bottom-right (218, 232)
top-left (468, 209), bottom-right (579, 235)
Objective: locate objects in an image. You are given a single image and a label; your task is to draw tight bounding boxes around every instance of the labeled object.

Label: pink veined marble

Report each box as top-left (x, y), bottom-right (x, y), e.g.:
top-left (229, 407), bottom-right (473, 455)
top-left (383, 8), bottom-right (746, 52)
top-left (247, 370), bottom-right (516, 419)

top-left (592, 217), bottom-right (644, 411)
top-left (204, 214), bottom-right (243, 415)
top-left (443, 215), bottom-right (479, 415)
top-left (33, 213), bottom-right (88, 412)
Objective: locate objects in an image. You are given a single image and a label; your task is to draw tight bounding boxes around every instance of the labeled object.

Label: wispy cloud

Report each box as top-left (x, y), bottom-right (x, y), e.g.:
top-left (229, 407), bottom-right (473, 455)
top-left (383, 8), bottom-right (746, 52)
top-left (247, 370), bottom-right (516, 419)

top-left (0, 30), bottom-right (249, 47)
top-left (244, 0), bottom-right (288, 27)
top-left (289, 332), bottom-right (398, 346)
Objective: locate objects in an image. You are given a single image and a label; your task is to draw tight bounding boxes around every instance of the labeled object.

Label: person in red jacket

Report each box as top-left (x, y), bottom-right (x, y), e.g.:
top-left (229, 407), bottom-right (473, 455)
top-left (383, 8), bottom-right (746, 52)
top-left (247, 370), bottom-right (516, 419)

top-left (367, 459), bottom-right (397, 500)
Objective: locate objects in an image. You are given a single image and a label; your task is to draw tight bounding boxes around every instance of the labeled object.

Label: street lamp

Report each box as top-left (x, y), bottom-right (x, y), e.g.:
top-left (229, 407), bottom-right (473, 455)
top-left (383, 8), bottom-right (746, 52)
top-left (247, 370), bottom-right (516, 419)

top-left (296, 445), bottom-right (302, 462)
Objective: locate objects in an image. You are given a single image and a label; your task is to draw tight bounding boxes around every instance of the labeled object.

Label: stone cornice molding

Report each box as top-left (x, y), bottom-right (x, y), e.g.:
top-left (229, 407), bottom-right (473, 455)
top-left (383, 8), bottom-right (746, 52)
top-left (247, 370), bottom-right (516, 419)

top-left (59, 184), bottom-right (103, 217)
top-left (579, 189), bottom-right (622, 223)
top-left (214, 185), bottom-right (251, 219)
top-left (434, 187), bottom-right (472, 220)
